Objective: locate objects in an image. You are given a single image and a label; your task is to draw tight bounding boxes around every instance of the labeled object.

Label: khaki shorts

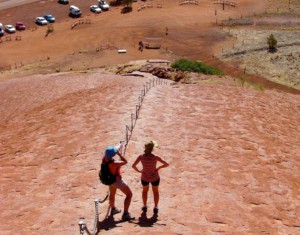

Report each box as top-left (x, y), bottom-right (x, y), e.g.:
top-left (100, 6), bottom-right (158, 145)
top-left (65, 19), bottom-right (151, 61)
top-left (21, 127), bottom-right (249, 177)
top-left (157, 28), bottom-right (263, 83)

top-left (114, 178), bottom-right (128, 190)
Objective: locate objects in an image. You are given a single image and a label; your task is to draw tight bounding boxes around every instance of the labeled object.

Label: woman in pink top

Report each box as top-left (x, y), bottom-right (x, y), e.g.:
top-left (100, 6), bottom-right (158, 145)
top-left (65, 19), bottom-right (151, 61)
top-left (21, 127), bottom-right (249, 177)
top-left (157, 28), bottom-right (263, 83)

top-left (132, 141), bottom-right (169, 214)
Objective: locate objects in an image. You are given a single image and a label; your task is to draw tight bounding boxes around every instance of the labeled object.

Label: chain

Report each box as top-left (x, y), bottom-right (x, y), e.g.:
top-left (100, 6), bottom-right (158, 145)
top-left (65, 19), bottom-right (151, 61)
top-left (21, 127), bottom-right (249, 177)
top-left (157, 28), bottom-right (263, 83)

top-left (78, 78), bottom-right (169, 234)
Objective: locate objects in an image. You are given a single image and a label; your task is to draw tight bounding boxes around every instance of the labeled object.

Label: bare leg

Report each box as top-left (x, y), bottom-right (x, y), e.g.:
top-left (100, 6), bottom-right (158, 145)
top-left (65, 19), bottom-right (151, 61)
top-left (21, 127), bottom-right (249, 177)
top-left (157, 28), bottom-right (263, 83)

top-left (109, 185), bottom-right (117, 208)
top-left (119, 185), bottom-right (132, 213)
top-left (152, 185), bottom-right (159, 208)
top-left (142, 185), bottom-right (149, 206)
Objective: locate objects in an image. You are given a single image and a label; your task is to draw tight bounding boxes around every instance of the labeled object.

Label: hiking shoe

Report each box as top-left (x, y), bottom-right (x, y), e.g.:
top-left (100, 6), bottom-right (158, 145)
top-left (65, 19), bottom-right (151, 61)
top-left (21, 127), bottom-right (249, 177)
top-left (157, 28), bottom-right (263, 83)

top-left (111, 207), bottom-right (121, 215)
top-left (142, 206), bottom-right (147, 213)
top-left (122, 212), bottom-right (134, 221)
top-left (153, 207), bottom-right (159, 214)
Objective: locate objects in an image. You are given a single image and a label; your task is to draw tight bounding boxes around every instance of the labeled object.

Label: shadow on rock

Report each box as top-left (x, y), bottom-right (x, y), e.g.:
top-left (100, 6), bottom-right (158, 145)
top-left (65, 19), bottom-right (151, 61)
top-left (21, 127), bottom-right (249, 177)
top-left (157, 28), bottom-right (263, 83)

top-left (97, 214), bottom-right (133, 233)
top-left (135, 212), bottom-right (166, 227)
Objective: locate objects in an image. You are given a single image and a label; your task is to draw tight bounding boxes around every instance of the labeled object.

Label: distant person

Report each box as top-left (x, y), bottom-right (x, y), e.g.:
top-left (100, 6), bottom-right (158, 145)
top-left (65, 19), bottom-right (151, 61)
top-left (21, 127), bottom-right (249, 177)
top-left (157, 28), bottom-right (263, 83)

top-left (138, 41), bottom-right (144, 52)
top-left (101, 145), bottom-right (134, 220)
top-left (132, 141), bottom-right (169, 214)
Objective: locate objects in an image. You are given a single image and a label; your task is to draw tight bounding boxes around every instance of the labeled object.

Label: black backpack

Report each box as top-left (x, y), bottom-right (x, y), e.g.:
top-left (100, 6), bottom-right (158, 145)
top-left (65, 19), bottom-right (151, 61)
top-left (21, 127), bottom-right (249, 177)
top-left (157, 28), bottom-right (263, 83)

top-left (99, 161), bottom-right (116, 185)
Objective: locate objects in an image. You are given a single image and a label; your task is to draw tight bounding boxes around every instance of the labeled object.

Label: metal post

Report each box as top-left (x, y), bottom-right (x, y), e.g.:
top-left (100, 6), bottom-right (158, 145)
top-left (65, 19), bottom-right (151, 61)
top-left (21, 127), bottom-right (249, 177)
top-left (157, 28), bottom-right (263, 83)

top-left (136, 105), bottom-right (139, 119)
top-left (141, 90), bottom-right (144, 100)
top-left (126, 125), bottom-right (129, 144)
top-left (93, 200), bottom-right (99, 235)
top-left (119, 140), bottom-right (125, 155)
top-left (92, 194), bottom-right (109, 235)
top-left (78, 221), bottom-right (86, 235)
top-left (131, 113), bottom-right (135, 131)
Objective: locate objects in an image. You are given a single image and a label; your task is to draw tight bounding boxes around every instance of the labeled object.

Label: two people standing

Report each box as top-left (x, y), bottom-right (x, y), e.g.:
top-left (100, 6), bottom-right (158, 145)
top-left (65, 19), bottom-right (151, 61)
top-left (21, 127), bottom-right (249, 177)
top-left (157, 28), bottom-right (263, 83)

top-left (101, 141), bottom-right (169, 220)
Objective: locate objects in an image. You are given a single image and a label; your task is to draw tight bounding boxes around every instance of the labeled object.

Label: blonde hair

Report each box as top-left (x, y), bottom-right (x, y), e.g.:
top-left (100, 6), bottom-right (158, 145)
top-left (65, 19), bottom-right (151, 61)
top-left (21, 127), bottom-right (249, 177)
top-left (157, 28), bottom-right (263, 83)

top-left (144, 141), bottom-right (157, 154)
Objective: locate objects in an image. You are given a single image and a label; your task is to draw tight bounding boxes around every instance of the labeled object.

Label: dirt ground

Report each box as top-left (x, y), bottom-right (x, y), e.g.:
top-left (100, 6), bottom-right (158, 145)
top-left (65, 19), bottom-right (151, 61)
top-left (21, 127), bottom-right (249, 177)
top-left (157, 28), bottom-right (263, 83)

top-left (0, 1), bottom-right (300, 235)
top-left (220, 27), bottom-right (300, 90)
top-left (1, 0), bottom-right (299, 92)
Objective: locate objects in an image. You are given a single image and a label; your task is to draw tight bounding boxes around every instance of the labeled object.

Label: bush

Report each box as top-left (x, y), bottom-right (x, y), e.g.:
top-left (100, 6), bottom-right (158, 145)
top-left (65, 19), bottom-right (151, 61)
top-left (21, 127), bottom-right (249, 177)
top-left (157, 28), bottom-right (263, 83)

top-left (47, 24), bottom-right (54, 33)
top-left (267, 34), bottom-right (277, 52)
top-left (171, 59), bottom-right (224, 76)
top-left (121, 6), bottom-right (132, 13)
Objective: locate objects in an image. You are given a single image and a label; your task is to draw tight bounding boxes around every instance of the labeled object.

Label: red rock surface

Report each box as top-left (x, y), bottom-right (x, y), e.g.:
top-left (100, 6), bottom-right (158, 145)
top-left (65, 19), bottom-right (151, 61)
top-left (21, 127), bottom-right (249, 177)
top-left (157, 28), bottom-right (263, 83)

top-left (0, 68), bottom-right (299, 234)
top-left (0, 0), bottom-right (300, 234)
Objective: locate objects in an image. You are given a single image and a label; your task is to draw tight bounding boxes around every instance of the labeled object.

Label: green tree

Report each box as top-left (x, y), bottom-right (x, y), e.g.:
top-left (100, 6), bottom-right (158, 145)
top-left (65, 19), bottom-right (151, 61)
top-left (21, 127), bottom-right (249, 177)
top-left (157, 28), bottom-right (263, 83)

top-left (267, 34), bottom-right (277, 51)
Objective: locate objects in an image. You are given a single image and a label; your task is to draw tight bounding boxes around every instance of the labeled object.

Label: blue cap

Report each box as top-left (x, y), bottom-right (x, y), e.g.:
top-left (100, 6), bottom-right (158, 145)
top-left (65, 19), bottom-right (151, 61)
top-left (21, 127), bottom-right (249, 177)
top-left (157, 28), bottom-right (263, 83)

top-left (105, 146), bottom-right (117, 158)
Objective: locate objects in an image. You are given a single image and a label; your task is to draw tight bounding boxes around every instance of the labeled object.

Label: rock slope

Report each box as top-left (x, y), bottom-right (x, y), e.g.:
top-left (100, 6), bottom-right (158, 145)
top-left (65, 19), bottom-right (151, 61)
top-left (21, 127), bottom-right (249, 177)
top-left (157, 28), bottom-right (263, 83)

top-left (0, 67), bottom-right (299, 234)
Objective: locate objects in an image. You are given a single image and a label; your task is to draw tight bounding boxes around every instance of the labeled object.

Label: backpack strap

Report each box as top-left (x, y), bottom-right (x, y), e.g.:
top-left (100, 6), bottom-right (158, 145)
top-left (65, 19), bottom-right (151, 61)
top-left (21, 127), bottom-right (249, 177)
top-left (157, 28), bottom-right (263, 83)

top-left (105, 160), bottom-right (118, 176)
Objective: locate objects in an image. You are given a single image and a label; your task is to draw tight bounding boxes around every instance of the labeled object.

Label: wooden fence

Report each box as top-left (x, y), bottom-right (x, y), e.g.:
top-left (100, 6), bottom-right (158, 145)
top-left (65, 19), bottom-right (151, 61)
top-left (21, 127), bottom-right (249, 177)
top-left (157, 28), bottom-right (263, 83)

top-left (138, 3), bottom-right (163, 11)
top-left (214, 0), bottom-right (236, 7)
top-left (179, 0), bottom-right (199, 5)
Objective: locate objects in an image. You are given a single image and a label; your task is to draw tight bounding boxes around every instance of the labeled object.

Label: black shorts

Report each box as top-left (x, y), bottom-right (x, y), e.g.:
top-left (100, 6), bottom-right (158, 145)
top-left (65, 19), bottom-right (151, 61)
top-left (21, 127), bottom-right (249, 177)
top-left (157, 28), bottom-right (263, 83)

top-left (141, 178), bottom-right (160, 186)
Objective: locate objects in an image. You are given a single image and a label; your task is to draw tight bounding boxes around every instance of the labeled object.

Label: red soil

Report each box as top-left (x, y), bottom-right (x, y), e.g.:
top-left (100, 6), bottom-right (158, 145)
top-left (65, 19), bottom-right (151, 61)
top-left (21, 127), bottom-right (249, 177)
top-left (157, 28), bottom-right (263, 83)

top-left (1, 0), bottom-right (298, 93)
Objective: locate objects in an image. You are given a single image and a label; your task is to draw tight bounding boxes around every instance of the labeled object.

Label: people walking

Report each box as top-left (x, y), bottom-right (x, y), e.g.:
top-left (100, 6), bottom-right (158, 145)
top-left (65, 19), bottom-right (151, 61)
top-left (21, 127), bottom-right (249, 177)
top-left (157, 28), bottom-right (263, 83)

top-left (132, 141), bottom-right (169, 214)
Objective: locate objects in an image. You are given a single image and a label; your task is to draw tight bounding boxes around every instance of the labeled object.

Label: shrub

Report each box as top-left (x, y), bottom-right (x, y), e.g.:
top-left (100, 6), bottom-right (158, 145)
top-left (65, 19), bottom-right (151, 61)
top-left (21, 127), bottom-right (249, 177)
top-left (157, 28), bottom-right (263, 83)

top-left (121, 6), bottom-right (132, 13)
top-left (267, 34), bottom-right (277, 52)
top-left (47, 24), bottom-right (54, 33)
top-left (171, 59), bottom-right (224, 76)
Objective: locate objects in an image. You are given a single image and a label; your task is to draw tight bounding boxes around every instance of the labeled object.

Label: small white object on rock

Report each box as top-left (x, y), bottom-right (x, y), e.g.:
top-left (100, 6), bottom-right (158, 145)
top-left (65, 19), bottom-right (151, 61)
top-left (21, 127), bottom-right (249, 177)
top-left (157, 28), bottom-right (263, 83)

top-left (118, 49), bottom-right (127, 53)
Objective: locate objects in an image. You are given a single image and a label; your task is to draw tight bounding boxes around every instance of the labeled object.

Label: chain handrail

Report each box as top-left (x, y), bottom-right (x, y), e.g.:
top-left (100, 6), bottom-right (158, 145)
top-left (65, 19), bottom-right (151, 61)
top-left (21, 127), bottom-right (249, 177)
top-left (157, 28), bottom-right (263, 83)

top-left (93, 192), bottom-right (109, 235)
top-left (79, 77), bottom-right (169, 234)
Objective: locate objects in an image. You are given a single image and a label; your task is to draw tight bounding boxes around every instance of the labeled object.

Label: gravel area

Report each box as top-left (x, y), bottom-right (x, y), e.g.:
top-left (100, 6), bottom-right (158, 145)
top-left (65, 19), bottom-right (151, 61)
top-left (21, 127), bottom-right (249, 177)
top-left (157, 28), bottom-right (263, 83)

top-left (219, 28), bottom-right (300, 90)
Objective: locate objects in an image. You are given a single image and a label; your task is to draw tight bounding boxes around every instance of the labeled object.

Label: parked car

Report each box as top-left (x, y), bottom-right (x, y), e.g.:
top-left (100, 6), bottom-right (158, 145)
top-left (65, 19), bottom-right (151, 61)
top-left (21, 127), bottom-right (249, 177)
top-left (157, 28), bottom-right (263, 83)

top-left (0, 22), bottom-right (3, 29)
top-left (58, 0), bottom-right (69, 4)
top-left (90, 5), bottom-right (101, 13)
top-left (98, 0), bottom-right (109, 10)
top-left (44, 14), bottom-right (56, 23)
top-left (16, 22), bottom-right (26, 30)
top-left (0, 28), bottom-right (4, 37)
top-left (35, 17), bottom-right (48, 25)
top-left (69, 5), bottom-right (81, 17)
top-left (5, 25), bottom-right (16, 33)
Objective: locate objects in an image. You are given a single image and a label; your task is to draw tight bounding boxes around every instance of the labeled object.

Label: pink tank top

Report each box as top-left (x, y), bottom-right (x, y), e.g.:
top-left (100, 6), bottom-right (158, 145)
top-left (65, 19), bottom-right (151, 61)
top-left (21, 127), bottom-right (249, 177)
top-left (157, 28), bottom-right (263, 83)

top-left (140, 153), bottom-right (159, 182)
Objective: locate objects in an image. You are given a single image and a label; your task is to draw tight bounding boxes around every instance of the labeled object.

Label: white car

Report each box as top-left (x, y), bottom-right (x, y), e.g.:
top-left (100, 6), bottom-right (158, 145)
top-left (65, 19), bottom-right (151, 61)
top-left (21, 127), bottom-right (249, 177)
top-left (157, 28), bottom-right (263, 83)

top-left (35, 17), bottom-right (48, 25)
top-left (98, 0), bottom-right (109, 10)
top-left (5, 24), bottom-right (16, 33)
top-left (69, 5), bottom-right (81, 17)
top-left (90, 5), bottom-right (101, 13)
